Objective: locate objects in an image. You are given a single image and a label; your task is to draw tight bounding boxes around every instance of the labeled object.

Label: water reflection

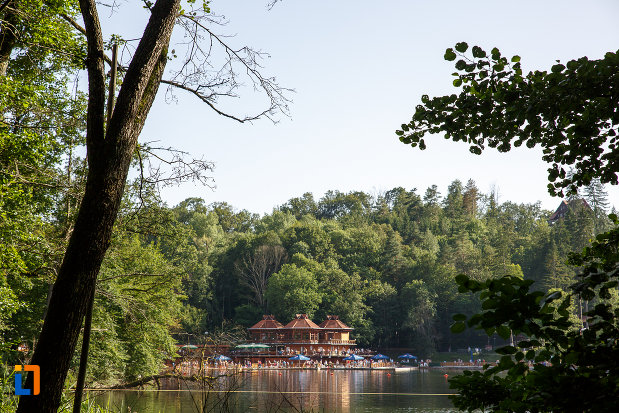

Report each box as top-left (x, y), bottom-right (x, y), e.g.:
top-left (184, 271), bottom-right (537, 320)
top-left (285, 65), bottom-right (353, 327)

top-left (92, 369), bottom-right (457, 412)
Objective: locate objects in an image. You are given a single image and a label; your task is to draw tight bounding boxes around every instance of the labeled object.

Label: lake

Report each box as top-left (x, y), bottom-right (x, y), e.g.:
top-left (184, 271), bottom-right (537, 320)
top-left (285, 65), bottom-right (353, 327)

top-left (90, 369), bottom-right (460, 412)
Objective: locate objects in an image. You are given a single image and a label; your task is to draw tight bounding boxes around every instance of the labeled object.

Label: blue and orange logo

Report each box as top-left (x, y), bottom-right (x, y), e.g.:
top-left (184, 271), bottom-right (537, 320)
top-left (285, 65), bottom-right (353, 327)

top-left (14, 365), bottom-right (40, 396)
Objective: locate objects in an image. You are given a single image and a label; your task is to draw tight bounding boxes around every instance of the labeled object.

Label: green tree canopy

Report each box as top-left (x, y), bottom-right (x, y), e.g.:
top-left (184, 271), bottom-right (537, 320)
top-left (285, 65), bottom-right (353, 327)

top-left (265, 258), bottom-right (322, 321)
top-left (396, 43), bottom-right (619, 197)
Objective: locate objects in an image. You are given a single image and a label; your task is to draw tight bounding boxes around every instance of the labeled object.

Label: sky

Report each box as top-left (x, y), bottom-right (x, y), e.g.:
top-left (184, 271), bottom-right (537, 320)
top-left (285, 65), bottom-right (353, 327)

top-left (103, 0), bottom-right (619, 215)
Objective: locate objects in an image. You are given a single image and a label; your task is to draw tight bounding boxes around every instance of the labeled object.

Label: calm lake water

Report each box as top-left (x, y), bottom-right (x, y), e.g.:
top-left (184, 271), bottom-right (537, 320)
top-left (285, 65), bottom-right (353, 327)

top-left (90, 369), bottom-right (459, 412)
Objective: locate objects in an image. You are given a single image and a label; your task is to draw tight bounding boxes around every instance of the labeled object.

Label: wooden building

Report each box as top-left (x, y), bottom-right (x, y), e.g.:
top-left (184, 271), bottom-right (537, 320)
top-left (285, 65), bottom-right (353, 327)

top-left (248, 314), bottom-right (356, 356)
top-left (548, 198), bottom-right (591, 224)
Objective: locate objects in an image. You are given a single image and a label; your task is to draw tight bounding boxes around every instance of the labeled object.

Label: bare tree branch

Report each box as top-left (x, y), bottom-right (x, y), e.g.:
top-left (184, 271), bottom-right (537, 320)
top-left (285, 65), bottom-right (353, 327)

top-left (60, 12), bottom-right (86, 36)
top-left (160, 78), bottom-right (257, 122)
top-left (62, 8), bottom-right (291, 123)
top-left (0, 0), bottom-right (12, 14)
top-left (138, 143), bottom-right (215, 189)
top-left (162, 12), bottom-right (293, 123)
top-left (236, 245), bottom-right (287, 311)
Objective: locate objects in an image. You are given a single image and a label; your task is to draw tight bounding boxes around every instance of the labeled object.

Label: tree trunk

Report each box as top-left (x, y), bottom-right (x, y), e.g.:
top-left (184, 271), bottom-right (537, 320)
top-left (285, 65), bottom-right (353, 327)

top-left (16, 1), bottom-right (180, 411)
top-left (0, 0), bottom-right (17, 77)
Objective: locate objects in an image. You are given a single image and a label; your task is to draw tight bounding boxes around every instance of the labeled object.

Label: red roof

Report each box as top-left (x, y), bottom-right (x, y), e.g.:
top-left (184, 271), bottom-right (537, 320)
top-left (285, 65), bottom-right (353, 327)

top-left (319, 315), bottom-right (352, 330)
top-left (248, 315), bottom-right (284, 330)
top-left (283, 314), bottom-right (321, 329)
top-left (549, 199), bottom-right (591, 223)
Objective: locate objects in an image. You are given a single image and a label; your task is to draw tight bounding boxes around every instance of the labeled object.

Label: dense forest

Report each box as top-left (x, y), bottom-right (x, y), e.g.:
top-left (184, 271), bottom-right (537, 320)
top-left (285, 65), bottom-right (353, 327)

top-left (3, 2), bottom-right (617, 411)
top-left (2, 159), bottom-right (612, 386)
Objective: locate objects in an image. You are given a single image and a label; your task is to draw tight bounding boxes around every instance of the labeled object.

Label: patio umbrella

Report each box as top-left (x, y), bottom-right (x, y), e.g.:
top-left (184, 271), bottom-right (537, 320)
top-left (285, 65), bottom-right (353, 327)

top-left (343, 354), bottom-right (364, 361)
top-left (371, 353), bottom-right (390, 360)
top-left (213, 354), bottom-right (231, 361)
top-left (289, 354), bottom-right (310, 361)
top-left (397, 353), bottom-right (417, 359)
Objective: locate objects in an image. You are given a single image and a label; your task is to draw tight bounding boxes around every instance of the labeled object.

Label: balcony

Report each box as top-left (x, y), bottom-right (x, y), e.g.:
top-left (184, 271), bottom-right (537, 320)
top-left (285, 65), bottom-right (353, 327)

top-left (319, 339), bottom-right (356, 345)
top-left (249, 338), bottom-right (356, 346)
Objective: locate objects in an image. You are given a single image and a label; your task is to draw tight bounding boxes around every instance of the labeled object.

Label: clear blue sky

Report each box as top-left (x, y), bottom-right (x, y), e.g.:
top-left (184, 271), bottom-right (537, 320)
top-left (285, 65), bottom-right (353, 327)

top-left (105, 0), bottom-right (619, 214)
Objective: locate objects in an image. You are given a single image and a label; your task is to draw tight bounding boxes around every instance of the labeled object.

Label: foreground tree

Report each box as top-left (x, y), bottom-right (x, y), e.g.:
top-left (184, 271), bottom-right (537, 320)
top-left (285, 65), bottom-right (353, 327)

top-left (0, 0), bottom-right (86, 344)
top-left (449, 229), bottom-right (619, 412)
top-left (396, 43), bottom-right (619, 197)
top-left (17, 1), bottom-right (181, 410)
top-left (397, 44), bottom-right (619, 412)
top-left (9, 0), bottom-right (287, 411)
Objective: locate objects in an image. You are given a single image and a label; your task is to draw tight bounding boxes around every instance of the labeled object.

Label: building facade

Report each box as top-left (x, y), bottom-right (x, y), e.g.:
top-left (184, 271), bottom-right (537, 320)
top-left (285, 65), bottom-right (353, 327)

top-left (248, 314), bottom-right (356, 356)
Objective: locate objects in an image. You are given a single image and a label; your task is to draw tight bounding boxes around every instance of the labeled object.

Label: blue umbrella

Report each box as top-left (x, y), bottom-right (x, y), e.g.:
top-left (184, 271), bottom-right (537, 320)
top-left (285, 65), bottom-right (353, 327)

top-left (289, 354), bottom-right (310, 361)
top-left (397, 353), bottom-right (418, 360)
top-left (371, 353), bottom-right (390, 360)
top-left (213, 354), bottom-right (231, 361)
top-left (343, 354), bottom-right (364, 361)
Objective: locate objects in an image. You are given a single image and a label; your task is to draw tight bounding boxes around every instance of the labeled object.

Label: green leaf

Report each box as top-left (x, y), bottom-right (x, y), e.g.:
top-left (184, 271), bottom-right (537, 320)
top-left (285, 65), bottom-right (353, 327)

top-left (545, 290), bottom-right (562, 303)
top-left (511, 55), bottom-right (521, 63)
top-left (481, 298), bottom-right (497, 310)
top-left (452, 313), bottom-right (467, 322)
top-left (497, 325), bottom-right (511, 340)
top-left (453, 78), bottom-right (463, 87)
top-left (454, 274), bottom-right (469, 286)
top-left (484, 327), bottom-right (496, 336)
top-left (455, 42), bottom-right (469, 53)
top-left (551, 64), bottom-right (565, 73)
top-left (496, 345), bottom-right (517, 355)
top-left (451, 321), bottom-right (466, 334)
top-left (565, 352), bottom-right (578, 365)
top-left (444, 48), bottom-right (457, 61)
top-left (472, 45), bottom-right (486, 58)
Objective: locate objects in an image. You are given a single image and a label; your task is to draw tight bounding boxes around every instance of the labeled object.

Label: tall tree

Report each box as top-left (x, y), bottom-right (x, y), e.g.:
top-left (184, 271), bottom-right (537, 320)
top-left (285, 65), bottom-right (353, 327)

top-left (18, 2), bottom-right (181, 410)
top-left (265, 260), bottom-right (322, 320)
top-left (236, 244), bottom-right (287, 312)
top-left (443, 180), bottom-right (464, 221)
top-left (279, 192), bottom-right (318, 219)
top-left (401, 279), bottom-right (437, 352)
top-left (462, 179), bottom-right (479, 218)
top-left (1, 0), bottom-right (86, 346)
top-left (12, 0), bottom-right (288, 410)
top-left (584, 178), bottom-right (611, 234)
top-left (541, 240), bottom-right (571, 291)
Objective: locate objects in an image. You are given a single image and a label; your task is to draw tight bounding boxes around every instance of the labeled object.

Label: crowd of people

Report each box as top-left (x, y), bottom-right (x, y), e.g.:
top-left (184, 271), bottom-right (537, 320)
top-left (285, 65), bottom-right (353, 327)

top-left (268, 347), bottom-right (374, 357)
top-left (169, 353), bottom-right (400, 375)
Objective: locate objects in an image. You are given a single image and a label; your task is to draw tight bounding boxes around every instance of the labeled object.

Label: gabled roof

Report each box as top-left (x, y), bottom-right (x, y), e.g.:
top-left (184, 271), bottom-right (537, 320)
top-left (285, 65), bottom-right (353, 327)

top-left (248, 315), bottom-right (284, 330)
top-left (319, 315), bottom-right (353, 330)
top-left (283, 314), bottom-right (321, 329)
top-left (548, 198), bottom-right (591, 223)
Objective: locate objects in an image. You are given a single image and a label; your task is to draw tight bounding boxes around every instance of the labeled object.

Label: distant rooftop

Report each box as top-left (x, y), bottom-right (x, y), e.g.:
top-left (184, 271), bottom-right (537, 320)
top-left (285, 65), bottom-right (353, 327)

top-left (248, 315), bottom-right (284, 330)
top-left (283, 314), bottom-right (322, 329)
top-left (318, 315), bottom-right (352, 330)
top-left (249, 314), bottom-right (354, 331)
top-left (548, 198), bottom-right (591, 224)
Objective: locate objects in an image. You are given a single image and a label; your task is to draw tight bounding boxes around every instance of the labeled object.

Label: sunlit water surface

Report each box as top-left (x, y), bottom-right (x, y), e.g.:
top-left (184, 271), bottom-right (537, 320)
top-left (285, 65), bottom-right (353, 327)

top-left (91, 369), bottom-right (459, 412)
